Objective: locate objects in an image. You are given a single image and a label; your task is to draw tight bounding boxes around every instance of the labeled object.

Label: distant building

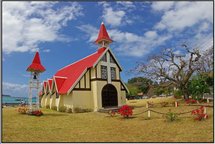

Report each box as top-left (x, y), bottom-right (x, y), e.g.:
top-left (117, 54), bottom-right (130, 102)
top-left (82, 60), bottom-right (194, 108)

top-left (40, 22), bottom-right (128, 111)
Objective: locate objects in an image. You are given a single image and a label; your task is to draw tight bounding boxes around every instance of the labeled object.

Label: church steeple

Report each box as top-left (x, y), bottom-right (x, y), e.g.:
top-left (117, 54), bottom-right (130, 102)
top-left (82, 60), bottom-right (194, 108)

top-left (26, 51), bottom-right (46, 72)
top-left (95, 22), bottom-right (113, 47)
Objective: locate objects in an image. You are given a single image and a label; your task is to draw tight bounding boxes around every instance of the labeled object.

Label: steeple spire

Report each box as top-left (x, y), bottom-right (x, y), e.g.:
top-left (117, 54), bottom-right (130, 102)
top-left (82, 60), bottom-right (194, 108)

top-left (26, 51), bottom-right (46, 72)
top-left (95, 22), bottom-right (112, 47)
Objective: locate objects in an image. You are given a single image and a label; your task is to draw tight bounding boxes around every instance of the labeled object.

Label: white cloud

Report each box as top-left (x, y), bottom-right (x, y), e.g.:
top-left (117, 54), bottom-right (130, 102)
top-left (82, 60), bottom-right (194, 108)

top-left (78, 2), bottom-right (212, 57)
top-left (99, 2), bottom-right (135, 27)
top-left (3, 82), bottom-right (28, 97)
top-left (78, 24), bottom-right (171, 57)
top-left (116, 1), bottom-right (136, 10)
top-left (150, 1), bottom-right (213, 57)
top-left (144, 31), bottom-right (158, 39)
top-left (103, 7), bottom-right (125, 27)
top-left (3, 1), bottom-right (83, 54)
top-left (77, 24), bottom-right (98, 42)
top-left (151, 1), bottom-right (175, 11)
top-left (43, 49), bottom-right (51, 53)
top-left (153, 2), bottom-right (213, 31)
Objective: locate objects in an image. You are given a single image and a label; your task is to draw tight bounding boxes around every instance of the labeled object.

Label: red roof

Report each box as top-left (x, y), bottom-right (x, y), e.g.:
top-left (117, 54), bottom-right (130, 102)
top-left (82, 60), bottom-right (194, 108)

top-left (95, 22), bottom-right (113, 44)
top-left (43, 81), bottom-right (47, 93)
top-left (54, 47), bottom-right (107, 94)
top-left (54, 77), bottom-right (67, 93)
top-left (48, 79), bottom-right (53, 92)
top-left (27, 52), bottom-right (46, 72)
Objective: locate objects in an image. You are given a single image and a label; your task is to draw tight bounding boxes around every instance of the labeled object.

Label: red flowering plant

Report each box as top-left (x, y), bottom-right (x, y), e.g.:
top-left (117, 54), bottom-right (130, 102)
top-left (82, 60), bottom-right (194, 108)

top-left (191, 106), bottom-right (208, 121)
top-left (118, 105), bottom-right (133, 118)
top-left (186, 99), bottom-right (197, 104)
top-left (28, 110), bottom-right (43, 116)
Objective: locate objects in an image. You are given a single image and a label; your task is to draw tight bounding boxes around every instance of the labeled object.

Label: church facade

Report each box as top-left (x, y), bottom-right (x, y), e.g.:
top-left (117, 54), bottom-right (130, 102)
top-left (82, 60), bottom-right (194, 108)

top-left (40, 23), bottom-right (128, 111)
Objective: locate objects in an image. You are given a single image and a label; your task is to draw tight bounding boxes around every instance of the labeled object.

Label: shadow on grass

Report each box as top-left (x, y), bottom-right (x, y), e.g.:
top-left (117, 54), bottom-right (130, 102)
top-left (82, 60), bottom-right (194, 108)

top-left (104, 115), bottom-right (137, 120)
top-left (117, 116), bottom-right (137, 120)
top-left (42, 113), bottom-right (69, 116)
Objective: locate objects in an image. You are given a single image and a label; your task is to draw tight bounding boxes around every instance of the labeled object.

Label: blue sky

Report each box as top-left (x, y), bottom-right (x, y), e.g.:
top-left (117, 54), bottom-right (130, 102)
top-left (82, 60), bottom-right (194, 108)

top-left (2, 1), bottom-right (213, 97)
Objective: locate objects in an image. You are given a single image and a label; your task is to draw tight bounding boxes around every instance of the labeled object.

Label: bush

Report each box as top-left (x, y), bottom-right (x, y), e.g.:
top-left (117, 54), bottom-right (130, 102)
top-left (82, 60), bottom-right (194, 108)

top-left (186, 99), bottom-right (197, 104)
top-left (30, 110), bottom-right (43, 116)
top-left (66, 108), bottom-right (73, 113)
top-left (199, 99), bottom-right (207, 103)
top-left (191, 106), bottom-right (208, 121)
top-left (165, 110), bottom-right (178, 122)
top-left (51, 106), bottom-right (57, 111)
top-left (173, 90), bottom-right (182, 99)
top-left (17, 106), bottom-right (28, 114)
top-left (118, 105), bottom-right (133, 118)
top-left (45, 105), bottom-right (50, 109)
top-left (58, 106), bottom-right (67, 112)
top-left (188, 75), bottom-right (210, 100)
top-left (73, 107), bottom-right (93, 113)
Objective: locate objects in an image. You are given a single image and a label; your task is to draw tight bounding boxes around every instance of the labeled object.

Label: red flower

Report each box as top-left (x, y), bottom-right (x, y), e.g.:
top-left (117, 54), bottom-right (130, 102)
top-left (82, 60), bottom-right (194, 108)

top-left (191, 106), bottom-right (208, 121)
top-left (186, 99), bottom-right (197, 104)
top-left (118, 105), bottom-right (133, 118)
top-left (31, 110), bottom-right (43, 116)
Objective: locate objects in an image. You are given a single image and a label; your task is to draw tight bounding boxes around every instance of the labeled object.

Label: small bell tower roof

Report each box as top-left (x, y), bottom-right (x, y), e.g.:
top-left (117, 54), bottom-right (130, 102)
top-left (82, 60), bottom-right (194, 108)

top-left (26, 51), bottom-right (46, 73)
top-left (95, 22), bottom-right (113, 44)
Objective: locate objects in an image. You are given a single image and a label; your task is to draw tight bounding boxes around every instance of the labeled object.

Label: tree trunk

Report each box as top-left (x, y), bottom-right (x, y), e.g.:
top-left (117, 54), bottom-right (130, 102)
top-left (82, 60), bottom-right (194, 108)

top-left (180, 86), bottom-right (189, 99)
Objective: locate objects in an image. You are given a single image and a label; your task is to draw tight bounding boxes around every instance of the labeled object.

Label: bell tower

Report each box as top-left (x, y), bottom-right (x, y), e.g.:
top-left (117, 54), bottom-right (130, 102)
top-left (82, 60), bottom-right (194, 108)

top-left (95, 22), bottom-right (113, 48)
top-left (26, 52), bottom-right (46, 111)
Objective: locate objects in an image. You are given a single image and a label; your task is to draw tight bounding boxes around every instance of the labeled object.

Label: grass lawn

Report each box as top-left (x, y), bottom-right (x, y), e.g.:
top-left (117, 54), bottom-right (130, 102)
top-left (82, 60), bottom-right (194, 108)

top-left (2, 98), bottom-right (214, 142)
top-left (127, 96), bottom-right (177, 107)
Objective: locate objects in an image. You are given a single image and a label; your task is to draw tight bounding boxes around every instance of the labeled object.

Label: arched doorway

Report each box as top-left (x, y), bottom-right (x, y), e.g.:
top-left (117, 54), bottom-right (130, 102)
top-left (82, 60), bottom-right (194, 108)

top-left (101, 84), bottom-right (118, 107)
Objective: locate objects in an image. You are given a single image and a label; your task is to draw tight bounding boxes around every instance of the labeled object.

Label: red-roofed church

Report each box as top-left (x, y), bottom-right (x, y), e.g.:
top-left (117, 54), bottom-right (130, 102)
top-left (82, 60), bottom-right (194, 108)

top-left (40, 22), bottom-right (128, 111)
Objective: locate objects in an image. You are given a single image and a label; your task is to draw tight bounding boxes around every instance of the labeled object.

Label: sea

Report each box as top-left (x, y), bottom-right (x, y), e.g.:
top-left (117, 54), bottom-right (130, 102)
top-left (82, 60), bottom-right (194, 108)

top-left (2, 95), bottom-right (36, 104)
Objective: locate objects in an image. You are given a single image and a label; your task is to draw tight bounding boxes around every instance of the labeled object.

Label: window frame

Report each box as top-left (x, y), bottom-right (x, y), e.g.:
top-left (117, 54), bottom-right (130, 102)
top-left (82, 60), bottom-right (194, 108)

top-left (111, 67), bottom-right (116, 80)
top-left (101, 65), bottom-right (108, 79)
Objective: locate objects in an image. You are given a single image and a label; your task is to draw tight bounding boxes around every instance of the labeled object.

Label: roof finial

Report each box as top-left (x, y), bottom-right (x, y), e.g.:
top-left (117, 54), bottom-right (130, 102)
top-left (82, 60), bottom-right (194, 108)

top-left (101, 21), bottom-right (104, 25)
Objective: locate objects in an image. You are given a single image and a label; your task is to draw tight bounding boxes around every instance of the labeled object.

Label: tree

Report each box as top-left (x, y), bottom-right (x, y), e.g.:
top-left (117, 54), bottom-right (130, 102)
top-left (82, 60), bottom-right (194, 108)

top-left (126, 84), bottom-right (141, 96)
top-left (188, 75), bottom-right (210, 100)
top-left (154, 86), bottom-right (164, 96)
top-left (135, 45), bottom-right (202, 99)
top-left (128, 77), bottom-right (153, 94)
top-left (198, 46), bottom-right (213, 73)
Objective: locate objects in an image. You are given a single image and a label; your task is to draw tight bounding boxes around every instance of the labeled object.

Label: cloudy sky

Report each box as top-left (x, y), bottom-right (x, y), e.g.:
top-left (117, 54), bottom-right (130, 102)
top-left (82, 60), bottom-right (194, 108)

top-left (2, 1), bottom-right (213, 97)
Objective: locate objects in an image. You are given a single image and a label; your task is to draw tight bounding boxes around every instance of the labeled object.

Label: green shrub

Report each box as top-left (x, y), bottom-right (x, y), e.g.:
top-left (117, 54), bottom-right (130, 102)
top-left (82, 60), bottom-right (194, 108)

top-left (173, 90), bottom-right (182, 99)
top-left (58, 106), bottom-right (67, 112)
top-left (51, 106), bottom-right (57, 111)
top-left (45, 105), bottom-right (50, 109)
top-left (74, 107), bottom-right (93, 113)
top-left (165, 109), bottom-right (178, 122)
top-left (66, 108), bottom-right (73, 113)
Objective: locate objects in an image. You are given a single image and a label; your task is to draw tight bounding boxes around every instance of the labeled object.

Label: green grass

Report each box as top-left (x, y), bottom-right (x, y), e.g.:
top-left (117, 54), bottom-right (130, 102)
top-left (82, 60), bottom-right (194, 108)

top-left (2, 98), bottom-right (214, 142)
